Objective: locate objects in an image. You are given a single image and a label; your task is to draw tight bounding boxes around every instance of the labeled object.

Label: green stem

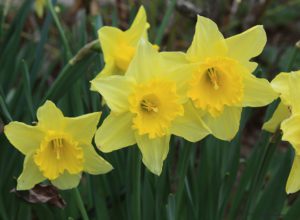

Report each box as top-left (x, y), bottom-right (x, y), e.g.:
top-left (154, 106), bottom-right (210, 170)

top-left (74, 188), bottom-right (90, 220)
top-left (244, 130), bottom-right (281, 220)
top-left (132, 149), bottom-right (141, 220)
top-left (47, 0), bottom-right (72, 59)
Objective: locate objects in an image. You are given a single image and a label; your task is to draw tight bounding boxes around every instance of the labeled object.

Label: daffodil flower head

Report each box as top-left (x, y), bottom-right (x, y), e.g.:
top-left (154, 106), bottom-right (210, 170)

top-left (163, 16), bottom-right (278, 141)
top-left (34, 0), bottom-right (46, 18)
top-left (263, 71), bottom-right (300, 132)
top-left (92, 6), bottom-right (150, 81)
top-left (4, 101), bottom-right (113, 190)
top-left (92, 39), bottom-right (210, 175)
top-left (260, 70), bottom-right (300, 194)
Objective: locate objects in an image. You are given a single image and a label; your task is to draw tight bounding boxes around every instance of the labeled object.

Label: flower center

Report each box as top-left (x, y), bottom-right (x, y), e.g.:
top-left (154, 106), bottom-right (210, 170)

top-left (34, 132), bottom-right (84, 180)
top-left (129, 79), bottom-right (183, 139)
top-left (187, 57), bottom-right (244, 117)
top-left (140, 95), bottom-right (160, 113)
top-left (206, 67), bottom-right (220, 90)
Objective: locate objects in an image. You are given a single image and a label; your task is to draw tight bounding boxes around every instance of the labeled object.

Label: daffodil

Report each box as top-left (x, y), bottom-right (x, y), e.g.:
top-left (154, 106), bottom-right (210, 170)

top-left (263, 71), bottom-right (300, 132)
top-left (4, 101), bottom-right (112, 190)
top-left (91, 39), bottom-right (210, 175)
top-left (161, 16), bottom-right (278, 141)
top-left (34, 0), bottom-right (46, 18)
top-left (91, 6), bottom-right (150, 83)
top-left (262, 71), bottom-right (300, 193)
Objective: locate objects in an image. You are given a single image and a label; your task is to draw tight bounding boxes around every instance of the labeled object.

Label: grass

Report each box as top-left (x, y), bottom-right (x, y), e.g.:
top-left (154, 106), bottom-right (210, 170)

top-left (0, 0), bottom-right (300, 219)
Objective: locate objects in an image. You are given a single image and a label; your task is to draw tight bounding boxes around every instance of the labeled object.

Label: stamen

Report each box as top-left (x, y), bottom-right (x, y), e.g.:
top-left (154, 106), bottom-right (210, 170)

top-left (50, 138), bottom-right (64, 159)
top-left (140, 99), bottom-right (159, 113)
top-left (207, 68), bottom-right (219, 90)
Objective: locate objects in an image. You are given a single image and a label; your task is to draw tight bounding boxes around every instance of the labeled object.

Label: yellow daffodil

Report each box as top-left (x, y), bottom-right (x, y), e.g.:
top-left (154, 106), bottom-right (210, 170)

top-left (162, 16), bottom-right (278, 141)
top-left (34, 0), bottom-right (46, 18)
top-left (91, 39), bottom-right (210, 175)
top-left (262, 71), bottom-right (300, 193)
top-left (4, 101), bottom-right (112, 190)
top-left (263, 71), bottom-right (300, 132)
top-left (91, 6), bottom-right (150, 83)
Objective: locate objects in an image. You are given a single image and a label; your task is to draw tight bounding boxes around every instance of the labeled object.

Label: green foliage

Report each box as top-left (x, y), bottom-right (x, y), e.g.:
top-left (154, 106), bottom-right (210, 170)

top-left (0, 0), bottom-right (300, 219)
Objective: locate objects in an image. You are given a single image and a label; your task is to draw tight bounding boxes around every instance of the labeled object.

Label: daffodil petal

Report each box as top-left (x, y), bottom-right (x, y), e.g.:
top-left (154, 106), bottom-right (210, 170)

top-left (98, 26), bottom-right (124, 63)
top-left (286, 155), bottom-right (300, 194)
top-left (64, 112), bottom-right (101, 145)
top-left (186, 15), bottom-right (227, 61)
top-left (82, 144), bottom-right (113, 175)
top-left (51, 172), bottom-right (81, 190)
top-left (203, 107), bottom-right (242, 141)
top-left (242, 73), bottom-right (278, 107)
top-left (136, 134), bottom-right (170, 175)
top-left (17, 154), bottom-right (45, 190)
top-left (91, 76), bottom-right (134, 113)
top-left (288, 71), bottom-right (300, 113)
top-left (91, 61), bottom-right (121, 88)
top-left (281, 115), bottom-right (300, 152)
top-left (171, 101), bottom-right (211, 142)
top-left (34, 0), bottom-right (45, 18)
top-left (125, 6), bottom-right (149, 44)
top-left (126, 39), bottom-right (161, 82)
top-left (165, 63), bottom-right (198, 101)
top-left (37, 100), bottom-right (64, 130)
top-left (4, 122), bottom-right (44, 155)
top-left (263, 102), bottom-right (290, 133)
top-left (226, 25), bottom-right (266, 68)
top-left (95, 112), bottom-right (136, 153)
top-left (270, 72), bottom-right (291, 105)
top-left (160, 52), bottom-right (189, 71)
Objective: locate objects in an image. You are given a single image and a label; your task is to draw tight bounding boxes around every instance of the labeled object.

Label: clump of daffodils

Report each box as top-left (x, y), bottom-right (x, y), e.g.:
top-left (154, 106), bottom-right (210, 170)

top-left (7, 5), bottom-right (295, 193)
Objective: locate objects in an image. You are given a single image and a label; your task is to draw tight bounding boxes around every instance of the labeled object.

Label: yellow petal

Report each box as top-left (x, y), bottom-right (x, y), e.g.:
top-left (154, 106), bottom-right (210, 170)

top-left (125, 6), bottom-right (149, 44)
top-left (64, 112), bottom-right (101, 145)
top-left (203, 106), bottom-right (242, 141)
top-left (242, 72), bottom-right (278, 107)
top-left (286, 155), bottom-right (300, 194)
top-left (281, 115), bottom-right (300, 152)
top-left (263, 102), bottom-right (290, 133)
top-left (37, 100), bottom-right (64, 130)
top-left (225, 25), bottom-right (266, 71)
top-left (160, 52), bottom-right (189, 72)
top-left (126, 39), bottom-right (161, 82)
top-left (51, 172), bottom-right (81, 190)
top-left (91, 61), bottom-right (121, 88)
top-left (186, 16), bottom-right (227, 62)
top-left (288, 71), bottom-right (300, 113)
top-left (136, 134), bottom-right (170, 175)
top-left (271, 72), bottom-right (290, 105)
top-left (91, 75), bottom-right (135, 113)
top-left (17, 154), bottom-right (45, 190)
top-left (82, 144), bottom-right (113, 175)
top-left (171, 101), bottom-right (211, 142)
top-left (95, 112), bottom-right (136, 153)
top-left (34, 0), bottom-right (45, 18)
top-left (165, 63), bottom-right (199, 103)
top-left (4, 122), bottom-right (44, 155)
top-left (98, 26), bottom-right (124, 63)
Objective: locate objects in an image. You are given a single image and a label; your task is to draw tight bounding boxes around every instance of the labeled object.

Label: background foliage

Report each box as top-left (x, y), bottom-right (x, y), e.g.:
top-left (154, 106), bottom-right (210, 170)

top-left (0, 0), bottom-right (300, 219)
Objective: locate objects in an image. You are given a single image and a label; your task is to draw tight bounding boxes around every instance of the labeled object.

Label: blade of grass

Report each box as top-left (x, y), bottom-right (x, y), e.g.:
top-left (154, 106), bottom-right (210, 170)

top-left (155, 0), bottom-right (177, 45)
top-left (21, 60), bottom-right (35, 120)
